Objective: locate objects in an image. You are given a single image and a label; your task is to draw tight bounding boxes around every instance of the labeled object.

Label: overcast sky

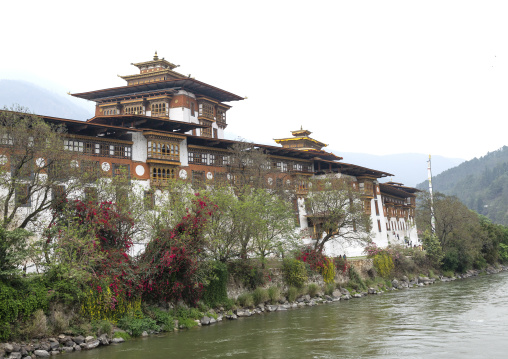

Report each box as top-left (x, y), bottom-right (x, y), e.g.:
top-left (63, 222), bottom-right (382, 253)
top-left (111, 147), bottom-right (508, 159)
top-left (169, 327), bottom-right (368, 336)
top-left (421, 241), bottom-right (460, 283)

top-left (1, 0), bottom-right (507, 160)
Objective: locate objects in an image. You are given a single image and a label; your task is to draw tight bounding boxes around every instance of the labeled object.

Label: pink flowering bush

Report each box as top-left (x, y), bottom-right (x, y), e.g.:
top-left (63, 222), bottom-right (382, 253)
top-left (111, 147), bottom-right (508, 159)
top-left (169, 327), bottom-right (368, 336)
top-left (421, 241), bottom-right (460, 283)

top-left (139, 194), bottom-right (217, 306)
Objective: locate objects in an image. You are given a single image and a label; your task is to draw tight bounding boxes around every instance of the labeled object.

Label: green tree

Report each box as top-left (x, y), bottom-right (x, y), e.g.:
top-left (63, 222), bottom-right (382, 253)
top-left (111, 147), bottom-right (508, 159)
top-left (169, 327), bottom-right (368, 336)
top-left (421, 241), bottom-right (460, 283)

top-left (304, 174), bottom-right (371, 253)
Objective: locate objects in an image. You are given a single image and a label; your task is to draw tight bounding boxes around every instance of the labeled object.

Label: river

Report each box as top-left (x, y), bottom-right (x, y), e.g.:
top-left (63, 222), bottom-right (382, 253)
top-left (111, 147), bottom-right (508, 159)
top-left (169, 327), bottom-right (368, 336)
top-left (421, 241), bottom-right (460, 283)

top-left (71, 271), bottom-right (508, 358)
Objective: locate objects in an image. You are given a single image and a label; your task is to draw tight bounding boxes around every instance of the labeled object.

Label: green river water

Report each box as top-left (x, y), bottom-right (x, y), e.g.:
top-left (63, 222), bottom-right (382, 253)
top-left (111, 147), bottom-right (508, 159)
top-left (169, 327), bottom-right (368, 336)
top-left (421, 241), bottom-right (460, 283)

top-left (70, 271), bottom-right (508, 358)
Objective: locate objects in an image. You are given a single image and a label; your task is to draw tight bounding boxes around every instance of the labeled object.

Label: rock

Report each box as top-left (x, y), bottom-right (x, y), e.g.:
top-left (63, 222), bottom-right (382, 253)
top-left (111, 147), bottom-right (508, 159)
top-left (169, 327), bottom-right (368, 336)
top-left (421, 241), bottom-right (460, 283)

top-left (304, 294), bottom-right (311, 302)
top-left (20, 347), bottom-right (28, 356)
top-left (33, 350), bottom-right (50, 358)
top-left (72, 336), bottom-right (85, 345)
top-left (391, 279), bottom-right (399, 289)
top-left (85, 340), bottom-right (100, 350)
top-left (99, 334), bottom-right (109, 346)
top-left (64, 340), bottom-right (74, 348)
top-left (4, 343), bottom-right (14, 353)
top-left (217, 315), bottom-right (223, 322)
top-left (85, 336), bottom-right (95, 343)
top-left (47, 339), bottom-right (57, 344)
top-left (111, 338), bottom-right (125, 344)
top-left (141, 331), bottom-right (148, 337)
top-left (209, 317), bottom-right (217, 324)
top-left (73, 344), bottom-right (81, 351)
top-left (60, 347), bottom-right (74, 353)
top-left (50, 351), bottom-right (59, 356)
top-left (49, 342), bottom-right (59, 350)
top-left (39, 343), bottom-right (51, 352)
top-left (332, 290), bottom-right (342, 299)
top-left (353, 293), bottom-right (362, 298)
top-left (277, 305), bottom-right (287, 311)
top-left (201, 316), bottom-right (211, 325)
top-left (8, 353), bottom-right (22, 359)
top-left (368, 287), bottom-right (377, 295)
top-left (341, 294), bottom-right (351, 300)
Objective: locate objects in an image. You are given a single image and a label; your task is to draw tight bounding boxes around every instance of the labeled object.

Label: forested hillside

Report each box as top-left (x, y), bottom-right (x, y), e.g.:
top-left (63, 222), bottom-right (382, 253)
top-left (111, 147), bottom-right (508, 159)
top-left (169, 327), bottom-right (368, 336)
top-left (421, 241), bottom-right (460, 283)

top-left (417, 146), bottom-right (508, 225)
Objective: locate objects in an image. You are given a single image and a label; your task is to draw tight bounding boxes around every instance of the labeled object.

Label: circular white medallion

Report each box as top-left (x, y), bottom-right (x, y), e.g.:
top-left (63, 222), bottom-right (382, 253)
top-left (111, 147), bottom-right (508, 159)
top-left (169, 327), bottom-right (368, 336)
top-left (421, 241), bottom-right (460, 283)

top-left (286, 179), bottom-right (291, 186)
top-left (101, 162), bottom-right (110, 172)
top-left (179, 169), bottom-right (187, 179)
top-left (70, 160), bottom-right (79, 168)
top-left (227, 173), bottom-right (232, 180)
top-left (135, 165), bottom-right (145, 176)
top-left (0, 155), bottom-right (7, 166)
top-left (36, 157), bottom-right (45, 168)
top-left (206, 172), bottom-right (213, 180)
top-left (267, 177), bottom-right (273, 185)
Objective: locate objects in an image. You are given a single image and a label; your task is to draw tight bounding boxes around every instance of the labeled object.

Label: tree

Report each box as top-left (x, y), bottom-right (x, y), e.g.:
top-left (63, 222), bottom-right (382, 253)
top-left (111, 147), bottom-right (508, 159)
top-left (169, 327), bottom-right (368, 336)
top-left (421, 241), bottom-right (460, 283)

top-left (304, 174), bottom-right (371, 253)
top-left (416, 191), bottom-right (483, 272)
top-left (0, 107), bottom-right (81, 230)
top-left (249, 188), bottom-right (298, 266)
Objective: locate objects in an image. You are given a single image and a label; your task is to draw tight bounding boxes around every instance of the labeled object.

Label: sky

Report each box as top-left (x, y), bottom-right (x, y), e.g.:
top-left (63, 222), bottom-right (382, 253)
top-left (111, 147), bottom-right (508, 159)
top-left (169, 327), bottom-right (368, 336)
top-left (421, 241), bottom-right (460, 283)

top-left (1, 0), bottom-right (507, 161)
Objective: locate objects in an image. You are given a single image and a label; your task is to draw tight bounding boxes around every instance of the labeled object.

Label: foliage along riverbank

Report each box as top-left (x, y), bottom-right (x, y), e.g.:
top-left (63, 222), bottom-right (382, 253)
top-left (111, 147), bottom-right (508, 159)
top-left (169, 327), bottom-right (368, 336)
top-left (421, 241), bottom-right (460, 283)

top-left (2, 239), bottom-right (508, 359)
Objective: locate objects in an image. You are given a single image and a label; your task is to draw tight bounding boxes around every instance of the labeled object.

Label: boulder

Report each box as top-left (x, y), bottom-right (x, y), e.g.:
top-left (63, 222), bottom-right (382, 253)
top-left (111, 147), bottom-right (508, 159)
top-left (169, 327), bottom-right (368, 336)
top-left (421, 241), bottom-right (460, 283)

top-left (209, 317), bottom-right (217, 324)
top-left (99, 334), bottom-right (109, 346)
top-left (50, 350), bottom-right (59, 356)
top-left (73, 344), bottom-right (81, 351)
top-left (85, 340), bottom-right (100, 350)
top-left (332, 290), bottom-right (342, 299)
top-left (368, 288), bottom-right (377, 295)
top-left (3, 343), bottom-right (14, 353)
top-left (111, 338), bottom-right (125, 344)
top-left (33, 350), bottom-right (50, 358)
top-left (60, 347), bottom-right (74, 353)
top-left (8, 352), bottom-right (22, 359)
top-left (72, 336), bottom-right (85, 345)
top-left (391, 279), bottom-right (399, 289)
top-left (201, 316), bottom-right (211, 326)
top-left (49, 342), bottom-right (59, 350)
top-left (85, 336), bottom-right (95, 343)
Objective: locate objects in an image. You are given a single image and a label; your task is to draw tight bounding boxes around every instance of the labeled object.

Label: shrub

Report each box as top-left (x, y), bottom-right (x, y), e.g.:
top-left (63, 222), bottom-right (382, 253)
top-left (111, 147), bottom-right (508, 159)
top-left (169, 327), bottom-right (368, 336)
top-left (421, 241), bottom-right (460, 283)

top-left (237, 293), bottom-right (254, 308)
top-left (23, 309), bottom-right (47, 339)
top-left (145, 307), bottom-right (174, 332)
top-left (324, 283), bottom-right (335, 296)
top-left (334, 257), bottom-right (350, 274)
top-left (322, 258), bottom-right (335, 284)
top-left (113, 331), bottom-right (131, 340)
top-left (0, 278), bottom-right (48, 340)
top-left (49, 306), bottom-right (71, 334)
top-left (307, 283), bottom-right (319, 297)
top-left (373, 252), bottom-right (394, 278)
top-left (140, 194), bottom-right (217, 306)
top-left (228, 260), bottom-right (267, 290)
top-left (202, 261), bottom-right (229, 308)
top-left (296, 246), bottom-right (327, 273)
top-left (348, 266), bottom-right (367, 292)
top-left (92, 319), bottom-right (112, 337)
top-left (252, 288), bottom-right (269, 306)
top-left (282, 258), bottom-right (308, 288)
top-left (267, 286), bottom-right (281, 304)
top-left (117, 313), bottom-right (159, 337)
top-left (287, 286), bottom-right (299, 303)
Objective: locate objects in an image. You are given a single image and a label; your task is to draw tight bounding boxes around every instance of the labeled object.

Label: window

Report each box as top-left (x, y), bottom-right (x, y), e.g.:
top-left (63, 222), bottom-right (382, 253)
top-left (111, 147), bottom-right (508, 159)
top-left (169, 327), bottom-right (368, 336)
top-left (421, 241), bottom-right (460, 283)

top-left (151, 165), bottom-right (176, 186)
top-left (147, 141), bottom-right (180, 161)
top-left (151, 102), bottom-right (167, 117)
top-left (64, 139), bottom-right (83, 152)
top-left (124, 105), bottom-right (144, 115)
top-left (191, 102), bottom-right (195, 116)
top-left (213, 128), bottom-right (218, 138)
top-left (198, 102), bottom-right (214, 120)
top-left (15, 184), bottom-right (31, 207)
top-left (104, 108), bottom-right (116, 116)
top-left (200, 120), bottom-right (212, 138)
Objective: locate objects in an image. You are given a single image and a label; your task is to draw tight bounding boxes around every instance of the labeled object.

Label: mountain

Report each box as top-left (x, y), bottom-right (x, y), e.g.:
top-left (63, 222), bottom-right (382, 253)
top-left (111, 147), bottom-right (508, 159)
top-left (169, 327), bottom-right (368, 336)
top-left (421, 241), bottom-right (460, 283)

top-left (0, 80), bottom-right (92, 121)
top-left (416, 146), bottom-right (508, 225)
top-left (330, 151), bottom-right (465, 187)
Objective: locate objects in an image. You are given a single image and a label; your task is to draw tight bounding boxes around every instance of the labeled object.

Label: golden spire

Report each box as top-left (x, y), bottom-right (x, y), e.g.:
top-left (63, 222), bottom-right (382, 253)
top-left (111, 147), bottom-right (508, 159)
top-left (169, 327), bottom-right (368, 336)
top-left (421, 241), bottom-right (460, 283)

top-left (153, 51), bottom-right (159, 60)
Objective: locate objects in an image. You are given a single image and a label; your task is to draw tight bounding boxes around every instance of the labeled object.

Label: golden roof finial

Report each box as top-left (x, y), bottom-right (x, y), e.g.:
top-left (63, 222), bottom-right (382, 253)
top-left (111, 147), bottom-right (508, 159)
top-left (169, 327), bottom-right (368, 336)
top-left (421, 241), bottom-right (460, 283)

top-left (154, 51), bottom-right (159, 60)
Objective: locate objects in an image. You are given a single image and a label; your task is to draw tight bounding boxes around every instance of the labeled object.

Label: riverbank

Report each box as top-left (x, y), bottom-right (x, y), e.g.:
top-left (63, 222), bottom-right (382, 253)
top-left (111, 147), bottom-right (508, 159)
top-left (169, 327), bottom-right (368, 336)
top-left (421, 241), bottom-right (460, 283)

top-left (2, 264), bottom-right (507, 359)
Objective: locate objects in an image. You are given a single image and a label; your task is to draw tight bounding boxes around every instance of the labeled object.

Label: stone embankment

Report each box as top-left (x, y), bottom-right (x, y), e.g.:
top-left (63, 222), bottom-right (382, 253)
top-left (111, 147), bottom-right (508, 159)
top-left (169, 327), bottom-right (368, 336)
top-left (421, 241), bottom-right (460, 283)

top-left (0, 333), bottom-right (125, 359)
top-left (2, 265), bottom-right (507, 358)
